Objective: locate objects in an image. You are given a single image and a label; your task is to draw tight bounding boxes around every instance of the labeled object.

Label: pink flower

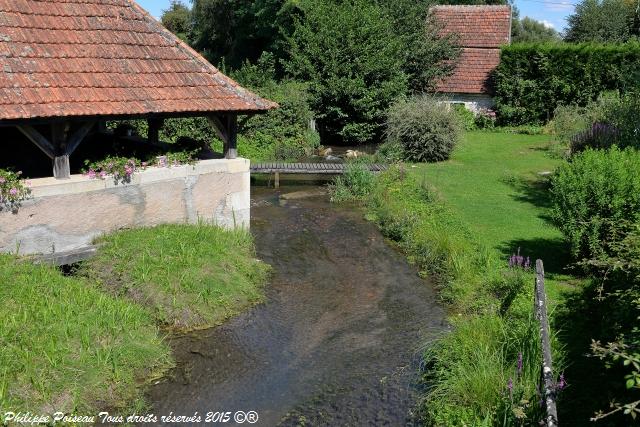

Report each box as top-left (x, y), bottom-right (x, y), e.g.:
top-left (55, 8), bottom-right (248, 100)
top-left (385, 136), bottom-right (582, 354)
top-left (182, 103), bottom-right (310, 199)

top-left (87, 170), bottom-right (97, 179)
top-left (99, 171), bottom-right (107, 179)
top-left (9, 188), bottom-right (18, 196)
top-left (0, 177), bottom-right (5, 184)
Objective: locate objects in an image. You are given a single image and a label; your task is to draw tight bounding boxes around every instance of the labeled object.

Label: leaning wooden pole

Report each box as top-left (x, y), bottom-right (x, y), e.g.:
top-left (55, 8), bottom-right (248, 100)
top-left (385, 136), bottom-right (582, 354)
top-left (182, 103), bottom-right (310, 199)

top-left (535, 259), bottom-right (558, 426)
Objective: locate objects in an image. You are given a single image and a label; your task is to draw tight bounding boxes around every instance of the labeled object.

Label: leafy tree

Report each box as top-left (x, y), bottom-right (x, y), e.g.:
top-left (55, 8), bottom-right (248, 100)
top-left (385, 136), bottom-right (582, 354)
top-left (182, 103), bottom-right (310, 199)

top-left (375, 0), bottom-right (461, 93)
top-left (190, 0), bottom-right (301, 68)
top-left (512, 17), bottom-right (561, 42)
top-left (566, 0), bottom-right (639, 43)
top-left (286, 0), bottom-right (408, 144)
top-left (161, 1), bottom-right (192, 42)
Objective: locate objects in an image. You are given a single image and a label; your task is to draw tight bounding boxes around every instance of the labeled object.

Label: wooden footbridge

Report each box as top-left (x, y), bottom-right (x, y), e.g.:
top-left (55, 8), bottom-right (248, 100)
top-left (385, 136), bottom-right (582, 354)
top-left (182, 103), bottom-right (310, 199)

top-left (251, 162), bottom-right (388, 187)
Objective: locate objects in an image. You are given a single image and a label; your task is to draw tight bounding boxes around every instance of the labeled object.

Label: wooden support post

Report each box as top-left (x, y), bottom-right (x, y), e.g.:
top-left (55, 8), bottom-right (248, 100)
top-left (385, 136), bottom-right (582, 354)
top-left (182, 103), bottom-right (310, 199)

top-left (535, 260), bottom-right (559, 427)
top-left (18, 121), bottom-right (94, 180)
top-left (51, 122), bottom-right (70, 180)
top-left (147, 118), bottom-right (163, 145)
top-left (225, 114), bottom-right (237, 159)
top-left (274, 172), bottom-right (280, 189)
top-left (206, 114), bottom-right (238, 159)
top-left (17, 125), bottom-right (55, 159)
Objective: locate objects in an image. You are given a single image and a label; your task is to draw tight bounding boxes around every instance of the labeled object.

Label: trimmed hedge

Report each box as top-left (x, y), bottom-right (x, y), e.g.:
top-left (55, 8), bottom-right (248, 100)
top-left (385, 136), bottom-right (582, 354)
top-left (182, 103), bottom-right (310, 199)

top-left (494, 42), bottom-right (640, 125)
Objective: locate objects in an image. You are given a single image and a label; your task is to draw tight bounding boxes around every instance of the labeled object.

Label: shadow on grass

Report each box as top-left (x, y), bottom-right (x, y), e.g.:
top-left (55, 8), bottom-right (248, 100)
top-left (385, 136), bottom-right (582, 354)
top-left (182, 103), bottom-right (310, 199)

top-left (508, 176), bottom-right (555, 210)
top-left (498, 237), bottom-right (573, 277)
top-left (554, 283), bottom-right (636, 426)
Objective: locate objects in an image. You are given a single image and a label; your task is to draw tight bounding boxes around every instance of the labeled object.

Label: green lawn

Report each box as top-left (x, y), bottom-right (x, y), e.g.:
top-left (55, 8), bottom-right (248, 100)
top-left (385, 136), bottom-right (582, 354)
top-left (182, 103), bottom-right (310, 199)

top-left (410, 131), bottom-right (578, 299)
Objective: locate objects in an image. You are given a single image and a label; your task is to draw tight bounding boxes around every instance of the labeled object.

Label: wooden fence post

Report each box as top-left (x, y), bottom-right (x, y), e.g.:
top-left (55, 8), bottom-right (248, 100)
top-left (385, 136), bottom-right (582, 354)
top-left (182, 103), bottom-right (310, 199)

top-left (535, 259), bottom-right (559, 426)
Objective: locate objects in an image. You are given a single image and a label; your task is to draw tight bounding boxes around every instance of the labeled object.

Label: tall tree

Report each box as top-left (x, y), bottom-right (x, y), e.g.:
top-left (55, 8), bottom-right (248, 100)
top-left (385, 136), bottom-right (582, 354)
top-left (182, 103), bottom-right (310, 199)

top-left (566, 0), bottom-right (639, 43)
top-left (189, 0), bottom-right (300, 69)
top-left (161, 1), bottom-right (192, 42)
top-left (512, 17), bottom-right (561, 42)
top-left (287, 0), bottom-right (408, 144)
top-left (375, 0), bottom-right (460, 93)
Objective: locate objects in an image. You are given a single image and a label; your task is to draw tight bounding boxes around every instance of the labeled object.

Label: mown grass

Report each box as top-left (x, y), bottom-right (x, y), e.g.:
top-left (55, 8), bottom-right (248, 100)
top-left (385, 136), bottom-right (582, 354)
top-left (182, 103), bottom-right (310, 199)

top-left (0, 223), bottom-right (269, 415)
top-left (82, 224), bottom-right (270, 330)
top-left (0, 255), bottom-right (172, 414)
top-left (409, 131), bottom-right (578, 301)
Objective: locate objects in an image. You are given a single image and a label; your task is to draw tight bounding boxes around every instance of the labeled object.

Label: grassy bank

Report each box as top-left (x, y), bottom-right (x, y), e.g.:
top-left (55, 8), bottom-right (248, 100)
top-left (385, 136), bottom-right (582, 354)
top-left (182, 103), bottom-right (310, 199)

top-left (335, 131), bottom-right (576, 424)
top-left (365, 167), bottom-right (555, 425)
top-left (0, 224), bottom-right (269, 415)
top-left (0, 255), bottom-right (172, 414)
top-left (82, 224), bottom-right (270, 330)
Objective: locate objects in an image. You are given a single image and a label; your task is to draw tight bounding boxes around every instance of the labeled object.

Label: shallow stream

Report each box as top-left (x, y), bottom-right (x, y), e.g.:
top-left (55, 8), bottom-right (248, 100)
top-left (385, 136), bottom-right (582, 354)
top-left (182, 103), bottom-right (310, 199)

top-left (147, 186), bottom-right (446, 426)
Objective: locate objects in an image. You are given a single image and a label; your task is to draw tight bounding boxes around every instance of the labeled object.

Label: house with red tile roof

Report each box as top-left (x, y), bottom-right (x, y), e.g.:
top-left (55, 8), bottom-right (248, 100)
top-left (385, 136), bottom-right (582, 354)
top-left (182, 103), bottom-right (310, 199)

top-left (0, 0), bottom-right (276, 179)
top-left (430, 5), bottom-right (512, 114)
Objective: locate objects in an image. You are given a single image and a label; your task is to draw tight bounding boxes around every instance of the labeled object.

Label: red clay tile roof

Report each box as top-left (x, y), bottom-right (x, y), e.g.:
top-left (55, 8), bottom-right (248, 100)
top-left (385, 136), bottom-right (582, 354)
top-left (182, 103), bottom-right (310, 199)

top-left (436, 48), bottom-right (501, 94)
top-left (431, 5), bottom-right (511, 95)
top-left (0, 0), bottom-right (277, 122)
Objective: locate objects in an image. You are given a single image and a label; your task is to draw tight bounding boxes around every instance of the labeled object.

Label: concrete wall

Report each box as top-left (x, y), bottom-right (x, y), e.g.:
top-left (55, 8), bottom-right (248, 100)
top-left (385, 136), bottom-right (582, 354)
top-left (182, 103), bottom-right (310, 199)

top-left (439, 93), bottom-right (495, 115)
top-left (0, 158), bottom-right (250, 255)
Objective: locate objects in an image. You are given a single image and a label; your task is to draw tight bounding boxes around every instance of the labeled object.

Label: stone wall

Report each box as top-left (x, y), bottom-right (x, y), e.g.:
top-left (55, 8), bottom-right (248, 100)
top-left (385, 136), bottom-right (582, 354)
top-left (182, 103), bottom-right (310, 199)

top-left (0, 158), bottom-right (250, 255)
top-left (439, 93), bottom-right (495, 115)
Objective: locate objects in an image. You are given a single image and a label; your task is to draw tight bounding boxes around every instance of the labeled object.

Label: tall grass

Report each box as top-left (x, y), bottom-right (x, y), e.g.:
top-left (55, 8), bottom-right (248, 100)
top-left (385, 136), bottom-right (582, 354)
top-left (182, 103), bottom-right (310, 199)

top-left (81, 224), bottom-right (271, 330)
top-left (0, 255), bottom-right (172, 414)
top-left (365, 166), bottom-right (563, 425)
top-left (329, 160), bottom-right (376, 203)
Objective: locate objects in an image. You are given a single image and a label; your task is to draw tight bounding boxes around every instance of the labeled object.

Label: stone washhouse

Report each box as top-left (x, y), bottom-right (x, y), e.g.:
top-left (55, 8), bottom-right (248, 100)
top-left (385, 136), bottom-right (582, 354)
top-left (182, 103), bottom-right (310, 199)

top-left (0, 0), bottom-right (276, 256)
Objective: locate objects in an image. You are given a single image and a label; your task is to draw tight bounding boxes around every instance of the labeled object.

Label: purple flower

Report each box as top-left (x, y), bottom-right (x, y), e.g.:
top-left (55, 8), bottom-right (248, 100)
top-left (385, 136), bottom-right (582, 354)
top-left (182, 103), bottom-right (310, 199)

top-left (517, 352), bottom-right (523, 377)
top-left (0, 177), bottom-right (5, 184)
top-left (99, 171), bottom-right (107, 179)
top-left (507, 378), bottom-right (513, 399)
top-left (9, 188), bottom-right (18, 196)
top-left (87, 169), bottom-right (96, 179)
top-left (557, 373), bottom-right (566, 391)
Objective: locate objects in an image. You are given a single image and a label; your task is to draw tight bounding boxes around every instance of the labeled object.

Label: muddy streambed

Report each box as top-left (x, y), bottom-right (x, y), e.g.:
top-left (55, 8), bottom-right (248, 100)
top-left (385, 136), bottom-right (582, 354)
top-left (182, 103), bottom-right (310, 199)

top-left (147, 186), bottom-right (446, 426)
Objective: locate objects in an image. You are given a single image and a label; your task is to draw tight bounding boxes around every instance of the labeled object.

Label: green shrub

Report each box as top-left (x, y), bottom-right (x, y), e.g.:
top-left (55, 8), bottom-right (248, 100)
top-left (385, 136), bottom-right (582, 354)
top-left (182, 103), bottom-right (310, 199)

top-left (386, 96), bottom-right (462, 163)
top-left (453, 104), bottom-right (477, 131)
top-left (329, 161), bottom-right (376, 203)
top-left (603, 93), bottom-right (640, 150)
top-left (550, 147), bottom-right (640, 261)
top-left (546, 104), bottom-right (593, 146)
top-left (474, 110), bottom-right (497, 130)
top-left (375, 140), bottom-right (405, 163)
top-left (494, 42), bottom-right (640, 125)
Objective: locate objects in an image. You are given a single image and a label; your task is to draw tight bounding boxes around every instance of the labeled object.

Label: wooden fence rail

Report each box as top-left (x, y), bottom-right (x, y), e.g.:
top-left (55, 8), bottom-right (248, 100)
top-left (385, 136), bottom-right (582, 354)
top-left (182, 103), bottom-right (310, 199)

top-left (535, 259), bottom-right (559, 426)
